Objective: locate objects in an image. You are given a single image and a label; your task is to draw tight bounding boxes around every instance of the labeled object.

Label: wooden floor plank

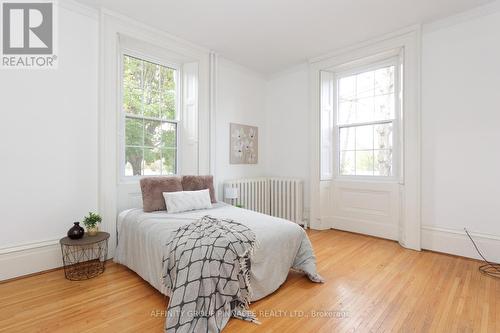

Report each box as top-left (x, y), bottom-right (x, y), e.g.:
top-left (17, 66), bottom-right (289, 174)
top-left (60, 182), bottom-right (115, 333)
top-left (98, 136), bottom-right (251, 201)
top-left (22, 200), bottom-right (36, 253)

top-left (0, 229), bottom-right (498, 332)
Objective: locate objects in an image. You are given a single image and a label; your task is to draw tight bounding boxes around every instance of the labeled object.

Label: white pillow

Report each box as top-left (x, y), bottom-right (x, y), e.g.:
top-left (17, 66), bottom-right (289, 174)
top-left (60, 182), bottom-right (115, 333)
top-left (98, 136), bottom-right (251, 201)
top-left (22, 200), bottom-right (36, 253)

top-left (163, 189), bottom-right (212, 213)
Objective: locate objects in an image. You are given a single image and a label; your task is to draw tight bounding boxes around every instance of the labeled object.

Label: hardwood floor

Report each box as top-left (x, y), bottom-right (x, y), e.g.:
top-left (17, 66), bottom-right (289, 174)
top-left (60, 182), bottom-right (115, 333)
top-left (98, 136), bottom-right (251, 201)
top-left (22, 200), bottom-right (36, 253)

top-left (1, 229), bottom-right (499, 332)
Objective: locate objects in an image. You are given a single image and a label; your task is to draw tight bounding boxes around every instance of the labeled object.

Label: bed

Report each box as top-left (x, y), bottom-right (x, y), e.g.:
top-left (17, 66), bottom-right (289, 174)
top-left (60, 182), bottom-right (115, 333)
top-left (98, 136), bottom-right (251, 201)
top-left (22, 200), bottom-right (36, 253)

top-left (114, 202), bottom-right (322, 301)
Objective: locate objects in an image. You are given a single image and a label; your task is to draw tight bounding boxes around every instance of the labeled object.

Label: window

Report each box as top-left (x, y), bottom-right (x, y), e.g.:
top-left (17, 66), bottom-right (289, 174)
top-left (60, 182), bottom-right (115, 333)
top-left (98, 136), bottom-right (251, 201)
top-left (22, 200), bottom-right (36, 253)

top-left (336, 62), bottom-right (399, 177)
top-left (122, 54), bottom-right (179, 176)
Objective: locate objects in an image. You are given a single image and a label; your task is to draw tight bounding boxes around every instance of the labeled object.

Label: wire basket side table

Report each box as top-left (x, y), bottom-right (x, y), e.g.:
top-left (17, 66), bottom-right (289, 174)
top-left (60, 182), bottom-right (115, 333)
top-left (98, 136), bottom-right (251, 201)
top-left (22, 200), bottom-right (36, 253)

top-left (59, 232), bottom-right (110, 281)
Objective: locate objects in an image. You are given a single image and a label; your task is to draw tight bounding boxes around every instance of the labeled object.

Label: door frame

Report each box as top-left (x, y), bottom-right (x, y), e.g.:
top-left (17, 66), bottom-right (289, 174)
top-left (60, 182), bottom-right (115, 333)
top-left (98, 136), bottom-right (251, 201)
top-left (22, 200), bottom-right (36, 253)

top-left (308, 26), bottom-right (422, 251)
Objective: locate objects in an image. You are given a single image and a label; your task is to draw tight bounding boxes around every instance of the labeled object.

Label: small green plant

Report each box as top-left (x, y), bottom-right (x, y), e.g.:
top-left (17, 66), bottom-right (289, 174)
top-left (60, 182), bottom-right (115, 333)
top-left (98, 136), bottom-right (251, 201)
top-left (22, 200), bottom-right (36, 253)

top-left (82, 212), bottom-right (102, 229)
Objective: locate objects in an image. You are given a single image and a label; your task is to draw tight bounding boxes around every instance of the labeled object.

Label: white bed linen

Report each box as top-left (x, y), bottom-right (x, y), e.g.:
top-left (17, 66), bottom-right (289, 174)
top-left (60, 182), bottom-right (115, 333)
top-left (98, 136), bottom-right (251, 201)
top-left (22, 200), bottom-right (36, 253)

top-left (114, 203), bottom-right (320, 301)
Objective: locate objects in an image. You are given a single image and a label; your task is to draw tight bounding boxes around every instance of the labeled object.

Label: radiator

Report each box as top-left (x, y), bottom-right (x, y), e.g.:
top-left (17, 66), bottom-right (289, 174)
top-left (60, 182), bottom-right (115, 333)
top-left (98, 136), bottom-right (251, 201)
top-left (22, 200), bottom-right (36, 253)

top-left (269, 178), bottom-right (304, 224)
top-left (224, 177), bottom-right (304, 224)
top-left (224, 178), bottom-right (269, 214)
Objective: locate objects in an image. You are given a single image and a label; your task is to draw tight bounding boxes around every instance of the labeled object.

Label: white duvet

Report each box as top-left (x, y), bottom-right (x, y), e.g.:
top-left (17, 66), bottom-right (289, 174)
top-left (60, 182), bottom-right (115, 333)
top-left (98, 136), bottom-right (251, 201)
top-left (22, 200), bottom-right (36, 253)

top-left (114, 203), bottom-right (322, 301)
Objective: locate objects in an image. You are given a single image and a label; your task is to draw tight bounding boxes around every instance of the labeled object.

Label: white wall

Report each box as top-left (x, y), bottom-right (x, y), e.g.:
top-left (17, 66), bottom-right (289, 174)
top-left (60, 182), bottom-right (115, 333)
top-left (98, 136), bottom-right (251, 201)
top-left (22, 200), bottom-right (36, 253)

top-left (264, 65), bottom-right (311, 213)
top-left (421, 9), bottom-right (500, 261)
top-left (263, 5), bottom-right (500, 261)
top-left (215, 57), bottom-right (267, 200)
top-left (0, 4), bottom-right (99, 279)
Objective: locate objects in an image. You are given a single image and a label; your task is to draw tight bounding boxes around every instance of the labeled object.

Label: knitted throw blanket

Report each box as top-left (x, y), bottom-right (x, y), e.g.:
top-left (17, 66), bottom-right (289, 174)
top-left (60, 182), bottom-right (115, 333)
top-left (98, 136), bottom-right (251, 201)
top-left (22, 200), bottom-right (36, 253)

top-left (162, 216), bottom-right (258, 333)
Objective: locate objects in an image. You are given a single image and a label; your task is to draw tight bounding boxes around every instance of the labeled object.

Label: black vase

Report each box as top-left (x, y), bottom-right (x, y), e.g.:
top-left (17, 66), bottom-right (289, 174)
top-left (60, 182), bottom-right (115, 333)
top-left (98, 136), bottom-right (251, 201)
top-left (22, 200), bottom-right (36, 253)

top-left (67, 222), bottom-right (85, 240)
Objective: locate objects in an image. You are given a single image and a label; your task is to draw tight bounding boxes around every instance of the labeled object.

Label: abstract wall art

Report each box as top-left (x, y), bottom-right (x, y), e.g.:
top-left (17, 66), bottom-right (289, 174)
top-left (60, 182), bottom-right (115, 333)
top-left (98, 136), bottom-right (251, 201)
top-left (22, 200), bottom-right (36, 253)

top-left (230, 123), bottom-right (258, 164)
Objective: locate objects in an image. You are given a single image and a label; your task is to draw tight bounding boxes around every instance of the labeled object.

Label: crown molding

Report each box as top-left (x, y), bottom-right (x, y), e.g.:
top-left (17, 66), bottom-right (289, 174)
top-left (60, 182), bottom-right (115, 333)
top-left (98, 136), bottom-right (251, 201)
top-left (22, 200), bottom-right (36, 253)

top-left (57, 0), bottom-right (98, 19)
top-left (423, 0), bottom-right (500, 34)
top-left (100, 8), bottom-right (210, 56)
top-left (309, 25), bottom-right (421, 65)
top-left (266, 62), bottom-right (309, 81)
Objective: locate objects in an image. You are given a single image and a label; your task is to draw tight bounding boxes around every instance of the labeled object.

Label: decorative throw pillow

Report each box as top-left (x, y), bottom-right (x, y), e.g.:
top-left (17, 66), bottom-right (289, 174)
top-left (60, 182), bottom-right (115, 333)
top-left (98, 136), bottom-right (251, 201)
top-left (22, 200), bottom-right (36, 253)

top-left (140, 177), bottom-right (183, 212)
top-left (163, 189), bottom-right (212, 213)
top-left (181, 175), bottom-right (217, 203)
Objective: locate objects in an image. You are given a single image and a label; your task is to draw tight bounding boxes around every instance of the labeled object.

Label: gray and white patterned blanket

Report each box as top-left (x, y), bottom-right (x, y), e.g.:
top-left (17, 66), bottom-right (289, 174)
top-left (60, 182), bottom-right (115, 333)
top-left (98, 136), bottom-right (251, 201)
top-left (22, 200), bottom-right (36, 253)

top-left (162, 216), bottom-right (259, 333)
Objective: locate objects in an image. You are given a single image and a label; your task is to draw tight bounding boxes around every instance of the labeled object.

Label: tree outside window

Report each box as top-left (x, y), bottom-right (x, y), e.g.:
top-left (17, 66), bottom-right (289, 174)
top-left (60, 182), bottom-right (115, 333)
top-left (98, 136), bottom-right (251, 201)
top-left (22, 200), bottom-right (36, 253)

top-left (122, 55), bottom-right (178, 176)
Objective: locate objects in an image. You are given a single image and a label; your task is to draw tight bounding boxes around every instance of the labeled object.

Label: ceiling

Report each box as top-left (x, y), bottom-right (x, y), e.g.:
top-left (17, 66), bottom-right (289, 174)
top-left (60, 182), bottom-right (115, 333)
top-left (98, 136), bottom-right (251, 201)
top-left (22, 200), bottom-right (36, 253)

top-left (75, 0), bottom-right (493, 75)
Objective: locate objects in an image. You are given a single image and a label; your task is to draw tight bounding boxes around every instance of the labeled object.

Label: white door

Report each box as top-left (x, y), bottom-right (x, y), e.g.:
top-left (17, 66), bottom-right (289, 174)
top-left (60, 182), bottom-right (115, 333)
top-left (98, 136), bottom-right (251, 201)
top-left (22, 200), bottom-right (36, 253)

top-left (318, 54), bottom-right (402, 241)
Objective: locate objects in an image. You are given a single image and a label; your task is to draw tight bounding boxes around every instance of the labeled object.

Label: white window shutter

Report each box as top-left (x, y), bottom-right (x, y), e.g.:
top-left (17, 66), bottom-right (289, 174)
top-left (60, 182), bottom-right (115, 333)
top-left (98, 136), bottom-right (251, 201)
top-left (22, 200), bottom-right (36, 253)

top-left (320, 70), bottom-right (334, 180)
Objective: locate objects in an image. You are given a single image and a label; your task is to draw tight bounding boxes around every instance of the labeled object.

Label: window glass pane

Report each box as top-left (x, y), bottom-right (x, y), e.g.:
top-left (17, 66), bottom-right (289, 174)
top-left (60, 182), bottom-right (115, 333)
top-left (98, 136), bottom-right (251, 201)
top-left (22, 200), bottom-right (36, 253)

top-left (161, 66), bottom-right (176, 120)
top-left (338, 101), bottom-right (355, 125)
top-left (143, 61), bottom-right (162, 118)
top-left (338, 65), bottom-right (396, 126)
top-left (162, 148), bottom-right (176, 175)
top-left (339, 127), bottom-right (355, 151)
top-left (163, 91), bottom-right (176, 120)
top-left (144, 120), bottom-right (162, 147)
top-left (143, 148), bottom-right (162, 175)
top-left (374, 149), bottom-right (392, 176)
top-left (374, 93), bottom-right (395, 121)
top-left (161, 122), bottom-right (177, 147)
top-left (356, 150), bottom-right (374, 176)
top-left (375, 66), bottom-right (395, 95)
top-left (125, 147), bottom-right (143, 176)
top-left (356, 97), bottom-right (374, 123)
top-left (340, 151), bottom-right (355, 175)
top-left (125, 118), bottom-right (143, 146)
top-left (123, 56), bottom-right (143, 116)
top-left (355, 125), bottom-right (373, 150)
top-left (338, 75), bottom-right (356, 102)
top-left (374, 123), bottom-right (393, 149)
top-left (356, 71), bottom-right (374, 98)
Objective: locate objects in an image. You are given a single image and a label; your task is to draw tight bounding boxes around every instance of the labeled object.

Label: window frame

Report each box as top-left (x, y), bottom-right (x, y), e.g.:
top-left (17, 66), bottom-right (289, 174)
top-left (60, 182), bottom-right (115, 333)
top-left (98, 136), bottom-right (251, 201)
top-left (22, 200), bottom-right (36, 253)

top-left (332, 56), bottom-right (402, 181)
top-left (118, 46), bottom-right (182, 182)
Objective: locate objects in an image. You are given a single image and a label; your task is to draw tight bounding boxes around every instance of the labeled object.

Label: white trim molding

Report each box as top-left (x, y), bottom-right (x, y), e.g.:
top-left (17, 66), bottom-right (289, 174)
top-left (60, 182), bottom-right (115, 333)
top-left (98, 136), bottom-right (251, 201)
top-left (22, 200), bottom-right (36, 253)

top-left (57, 0), bottom-right (99, 20)
top-left (422, 226), bottom-right (500, 264)
top-left (0, 240), bottom-right (61, 281)
top-left (209, 51), bottom-right (218, 181)
top-left (423, 0), bottom-right (500, 33)
top-left (309, 26), bottom-right (422, 250)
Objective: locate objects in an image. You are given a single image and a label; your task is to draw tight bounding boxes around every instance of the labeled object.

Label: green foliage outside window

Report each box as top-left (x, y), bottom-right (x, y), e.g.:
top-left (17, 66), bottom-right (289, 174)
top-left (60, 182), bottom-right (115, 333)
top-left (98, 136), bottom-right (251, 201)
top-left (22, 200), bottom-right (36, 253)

top-left (123, 55), bottom-right (178, 176)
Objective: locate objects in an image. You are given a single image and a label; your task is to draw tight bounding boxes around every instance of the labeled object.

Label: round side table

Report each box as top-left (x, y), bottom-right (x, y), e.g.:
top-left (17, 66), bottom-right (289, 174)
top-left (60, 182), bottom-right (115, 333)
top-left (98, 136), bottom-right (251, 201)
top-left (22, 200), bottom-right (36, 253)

top-left (59, 232), bottom-right (110, 281)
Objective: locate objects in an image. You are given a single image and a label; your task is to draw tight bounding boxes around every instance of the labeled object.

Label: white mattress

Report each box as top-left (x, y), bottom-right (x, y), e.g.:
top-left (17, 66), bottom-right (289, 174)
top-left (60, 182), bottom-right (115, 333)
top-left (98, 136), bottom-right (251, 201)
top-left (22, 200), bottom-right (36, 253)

top-left (114, 203), bottom-right (320, 301)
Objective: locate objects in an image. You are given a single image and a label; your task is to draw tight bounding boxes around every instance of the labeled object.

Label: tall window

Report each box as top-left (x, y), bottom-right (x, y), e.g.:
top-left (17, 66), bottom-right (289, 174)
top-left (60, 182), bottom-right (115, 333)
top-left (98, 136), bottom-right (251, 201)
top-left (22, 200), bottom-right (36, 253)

top-left (122, 54), bottom-right (178, 176)
top-left (336, 62), bottom-right (398, 177)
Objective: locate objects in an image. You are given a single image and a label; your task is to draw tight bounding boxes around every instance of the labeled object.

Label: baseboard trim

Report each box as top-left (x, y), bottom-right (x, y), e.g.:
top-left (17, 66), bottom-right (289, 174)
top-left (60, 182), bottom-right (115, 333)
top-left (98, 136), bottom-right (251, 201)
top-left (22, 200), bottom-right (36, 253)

top-left (0, 239), bottom-right (59, 255)
top-left (0, 244), bottom-right (63, 281)
top-left (0, 240), bottom-right (63, 281)
top-left (421, 225), bottom-right (500, 264)
top-left (0, 265), bottom-right (63, 284)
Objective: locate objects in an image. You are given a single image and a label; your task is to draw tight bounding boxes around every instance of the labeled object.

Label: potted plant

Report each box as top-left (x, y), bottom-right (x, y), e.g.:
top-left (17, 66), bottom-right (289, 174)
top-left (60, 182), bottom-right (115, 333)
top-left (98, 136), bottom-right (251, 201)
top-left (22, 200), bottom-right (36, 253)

top-left (82, 212), bottom-right (102, 236)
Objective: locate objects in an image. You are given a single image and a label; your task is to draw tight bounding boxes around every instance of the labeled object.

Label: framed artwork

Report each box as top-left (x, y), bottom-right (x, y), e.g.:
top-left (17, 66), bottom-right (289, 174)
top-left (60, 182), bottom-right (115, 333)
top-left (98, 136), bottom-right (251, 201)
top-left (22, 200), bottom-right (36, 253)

top-left (230, 123), bottom-right (258, 164)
